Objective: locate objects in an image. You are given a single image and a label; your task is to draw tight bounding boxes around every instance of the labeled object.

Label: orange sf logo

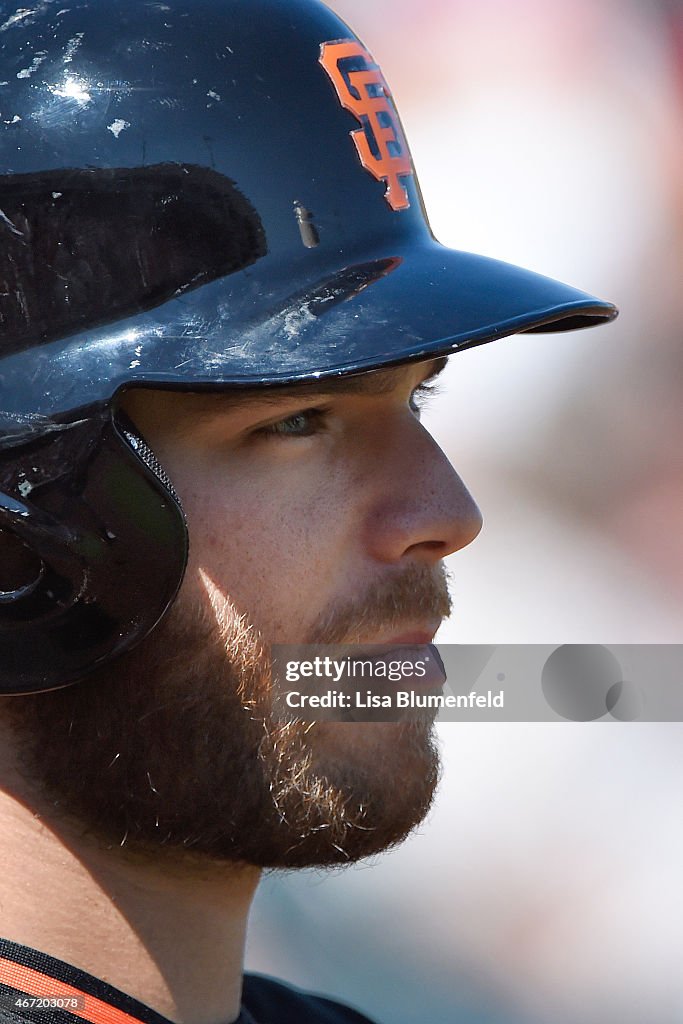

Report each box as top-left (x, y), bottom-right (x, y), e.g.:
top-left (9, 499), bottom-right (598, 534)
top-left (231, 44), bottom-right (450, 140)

top-left (319, 39), bottom-right (413, 212)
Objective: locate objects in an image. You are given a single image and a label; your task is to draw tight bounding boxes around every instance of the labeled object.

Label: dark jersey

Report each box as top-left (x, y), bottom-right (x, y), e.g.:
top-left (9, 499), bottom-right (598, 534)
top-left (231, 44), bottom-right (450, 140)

top-left (0, 939), bottom-right (376, 1024)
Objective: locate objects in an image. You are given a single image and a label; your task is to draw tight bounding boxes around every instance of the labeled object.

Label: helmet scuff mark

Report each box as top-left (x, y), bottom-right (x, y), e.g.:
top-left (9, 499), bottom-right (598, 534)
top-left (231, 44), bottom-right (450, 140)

top-left (1, 7), bottom-right (48, 33)
top-left (16, 51), bottom-right (48, 79)
top-left (107, 118), bottom-right (131, 138)
top-left (0, 413), bottom-right (89, 449)
top-left (0, 209), bottom-right (25, 237)
top-left (63, 32), bottom-right (84, 63)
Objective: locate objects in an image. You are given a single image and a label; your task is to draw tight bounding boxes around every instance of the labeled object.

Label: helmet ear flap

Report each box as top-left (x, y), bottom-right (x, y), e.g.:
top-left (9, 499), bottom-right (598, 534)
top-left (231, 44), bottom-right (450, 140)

top-left (0, 408), bottom-right (188, 695)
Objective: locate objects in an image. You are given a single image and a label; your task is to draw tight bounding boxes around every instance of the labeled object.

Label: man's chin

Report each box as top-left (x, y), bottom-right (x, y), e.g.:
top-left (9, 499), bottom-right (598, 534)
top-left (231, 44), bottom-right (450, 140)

top-left (105, 718), bottom-right (441, 871)
top-left (305, 717), bottom-right (436, 766)
top-left (257, 718), bottom-right (441, 869)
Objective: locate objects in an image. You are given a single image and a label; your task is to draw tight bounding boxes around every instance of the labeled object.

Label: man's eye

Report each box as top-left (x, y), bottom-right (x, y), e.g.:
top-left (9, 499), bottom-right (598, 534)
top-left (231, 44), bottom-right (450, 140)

top-left (258, 408), bottom-right (326, 437)
top-left (409, 380), bottom-right (441, 418)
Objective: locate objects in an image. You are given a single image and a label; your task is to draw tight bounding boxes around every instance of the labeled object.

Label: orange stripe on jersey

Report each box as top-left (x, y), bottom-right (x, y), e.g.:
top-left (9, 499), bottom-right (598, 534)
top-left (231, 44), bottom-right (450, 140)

top-left (0, 957), bottom-right (148, 1024)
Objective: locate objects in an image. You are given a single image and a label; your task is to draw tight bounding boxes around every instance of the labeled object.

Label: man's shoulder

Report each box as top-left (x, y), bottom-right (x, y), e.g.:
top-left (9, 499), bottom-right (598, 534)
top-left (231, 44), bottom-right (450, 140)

top-left (241, 973), bottom-right (378, 1024)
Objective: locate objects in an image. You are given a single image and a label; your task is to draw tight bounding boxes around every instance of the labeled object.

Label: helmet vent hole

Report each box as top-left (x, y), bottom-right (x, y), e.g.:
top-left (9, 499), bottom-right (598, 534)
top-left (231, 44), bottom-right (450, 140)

top-left (0, 529), bottom-right (45, 603)
top-left (294, 202), bottom-right (320, 249)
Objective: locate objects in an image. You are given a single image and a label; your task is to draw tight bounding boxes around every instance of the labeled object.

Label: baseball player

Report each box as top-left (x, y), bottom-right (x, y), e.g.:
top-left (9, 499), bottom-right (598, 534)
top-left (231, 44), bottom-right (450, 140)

top-left (0, 0), bottom-right (617, 1021)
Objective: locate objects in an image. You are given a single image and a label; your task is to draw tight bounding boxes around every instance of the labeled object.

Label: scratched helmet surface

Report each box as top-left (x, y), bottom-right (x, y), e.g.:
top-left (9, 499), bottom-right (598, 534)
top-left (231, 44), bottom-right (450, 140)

top-left (0, 0), bottom-right (617, 694)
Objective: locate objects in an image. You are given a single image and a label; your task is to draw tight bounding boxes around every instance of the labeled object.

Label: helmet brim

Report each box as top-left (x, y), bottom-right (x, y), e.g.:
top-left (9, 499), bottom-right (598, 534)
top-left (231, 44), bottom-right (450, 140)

top-left (110, 238), bottom-right (617, 392)
top-left (239, 241), bottom-right (617, 382)
top-left (0, 239), bottom-right (617, 425)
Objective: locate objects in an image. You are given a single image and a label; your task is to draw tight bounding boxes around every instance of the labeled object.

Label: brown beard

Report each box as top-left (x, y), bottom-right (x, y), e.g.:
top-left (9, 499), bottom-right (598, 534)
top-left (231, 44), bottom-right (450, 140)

top-left (5, 564), bottom-right (451, 869)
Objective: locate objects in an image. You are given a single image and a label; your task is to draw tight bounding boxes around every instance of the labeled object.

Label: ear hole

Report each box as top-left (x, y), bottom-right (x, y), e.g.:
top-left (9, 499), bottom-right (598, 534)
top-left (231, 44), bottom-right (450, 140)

top-left (0, 530), bottom-right (45, 602)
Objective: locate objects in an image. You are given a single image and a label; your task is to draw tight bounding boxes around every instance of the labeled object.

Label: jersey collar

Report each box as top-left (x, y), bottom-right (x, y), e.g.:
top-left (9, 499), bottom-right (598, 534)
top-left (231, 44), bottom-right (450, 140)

top-left (0, 939), bottom-right (251, 1024)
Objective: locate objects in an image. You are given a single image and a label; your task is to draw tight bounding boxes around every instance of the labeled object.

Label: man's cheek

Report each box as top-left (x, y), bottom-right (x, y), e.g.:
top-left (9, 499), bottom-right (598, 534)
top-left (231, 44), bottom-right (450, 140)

top-left (191, 557), bottom-right (316, 645)
top-left (197, 569), bottom-right (246, 639)
top-left (184, 487), bottom-right (349, 636)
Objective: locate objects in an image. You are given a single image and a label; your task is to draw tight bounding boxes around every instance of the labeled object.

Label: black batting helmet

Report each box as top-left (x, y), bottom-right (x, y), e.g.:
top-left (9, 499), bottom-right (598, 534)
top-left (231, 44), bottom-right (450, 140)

top-left (0, 0), bottom-right (617, 693)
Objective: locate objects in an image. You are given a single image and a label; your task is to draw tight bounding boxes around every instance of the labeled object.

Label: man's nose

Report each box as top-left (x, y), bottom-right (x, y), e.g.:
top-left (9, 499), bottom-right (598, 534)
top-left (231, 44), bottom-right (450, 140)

top-left (363, 418), bottom-right (483, 565)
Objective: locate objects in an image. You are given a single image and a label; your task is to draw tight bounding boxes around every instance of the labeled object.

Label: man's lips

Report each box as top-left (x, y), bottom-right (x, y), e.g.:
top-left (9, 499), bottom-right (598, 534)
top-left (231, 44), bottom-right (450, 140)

top-left (345, 627), bottom-right (439, 662)
top-left (341, 641), bottom-right (447, 721)
top-left (340, 640), bottom-right (446, 693)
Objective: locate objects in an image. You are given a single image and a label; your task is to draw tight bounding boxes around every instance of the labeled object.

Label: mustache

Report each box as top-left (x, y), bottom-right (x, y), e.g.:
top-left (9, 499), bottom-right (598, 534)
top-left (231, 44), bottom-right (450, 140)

top-left (307, 563), bottom-right (452, 644)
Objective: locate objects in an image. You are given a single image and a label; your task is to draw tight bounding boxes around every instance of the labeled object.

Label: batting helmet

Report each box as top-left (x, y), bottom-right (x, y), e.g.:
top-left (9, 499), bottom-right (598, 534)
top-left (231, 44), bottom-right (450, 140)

top-left (0, 0), bottom-right (617, 693)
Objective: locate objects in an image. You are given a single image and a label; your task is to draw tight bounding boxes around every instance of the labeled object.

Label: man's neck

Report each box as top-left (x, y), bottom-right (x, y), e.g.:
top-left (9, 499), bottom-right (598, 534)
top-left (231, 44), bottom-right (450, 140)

top-left (0, 743), bottom-right (260, 1024)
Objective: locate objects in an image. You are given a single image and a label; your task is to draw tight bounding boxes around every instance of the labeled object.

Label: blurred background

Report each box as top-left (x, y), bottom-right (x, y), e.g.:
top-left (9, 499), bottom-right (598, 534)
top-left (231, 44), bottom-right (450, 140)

top-left (245, 2), bottom-right (683, 1021)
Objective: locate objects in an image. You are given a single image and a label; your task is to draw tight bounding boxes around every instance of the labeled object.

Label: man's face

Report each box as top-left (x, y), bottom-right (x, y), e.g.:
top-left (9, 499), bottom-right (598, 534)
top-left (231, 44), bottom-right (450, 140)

top-left (8, 359), bottom-right (482, 868)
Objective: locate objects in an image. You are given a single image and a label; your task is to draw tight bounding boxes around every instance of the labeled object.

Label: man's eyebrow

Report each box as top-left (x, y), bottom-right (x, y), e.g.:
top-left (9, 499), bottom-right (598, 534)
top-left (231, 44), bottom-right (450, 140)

top-left (192, 356), bottom-right (449, 412)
